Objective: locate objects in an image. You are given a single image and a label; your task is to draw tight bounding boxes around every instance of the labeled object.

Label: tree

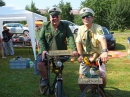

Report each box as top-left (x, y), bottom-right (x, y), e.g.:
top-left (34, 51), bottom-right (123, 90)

top-left (25, 1), bottom-right (42, 15)
top-left (21, 1), bottom-right (44, 24)
top-left (74, 14), bottom-right (83, 25)
top-left (80, 0), bottom-right (112, 28)
top-left (79, 0), bottom-right (130, 31)
top-left (43, 7), bottom-right (50, 21)
top-left (0, 0), bottom-right (5, 6)
top-left (107, 0), bottom-right (130, 31)
top-left (58, 0), bottom-right (74, 22)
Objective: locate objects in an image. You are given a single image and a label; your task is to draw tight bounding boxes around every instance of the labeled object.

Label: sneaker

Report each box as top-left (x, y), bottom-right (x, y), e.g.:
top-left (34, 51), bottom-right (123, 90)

top-left (40, 78), bottom-right (48, 87)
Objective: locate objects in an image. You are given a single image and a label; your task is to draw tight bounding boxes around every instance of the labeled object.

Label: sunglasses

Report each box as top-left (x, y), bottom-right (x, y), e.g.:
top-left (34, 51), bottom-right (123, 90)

top-left (82, 15), bottom-right (92, 19)
top-left (51, 15), bottom-right (59, 18)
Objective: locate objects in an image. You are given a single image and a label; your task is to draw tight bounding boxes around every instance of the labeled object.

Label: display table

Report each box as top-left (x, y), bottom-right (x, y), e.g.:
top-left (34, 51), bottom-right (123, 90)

top-left (13, 41), bottom-right (31, 47)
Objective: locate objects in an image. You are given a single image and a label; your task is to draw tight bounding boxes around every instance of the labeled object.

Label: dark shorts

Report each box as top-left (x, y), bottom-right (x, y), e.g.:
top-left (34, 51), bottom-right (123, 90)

top-left (36, 54), bottom-right (43, 63)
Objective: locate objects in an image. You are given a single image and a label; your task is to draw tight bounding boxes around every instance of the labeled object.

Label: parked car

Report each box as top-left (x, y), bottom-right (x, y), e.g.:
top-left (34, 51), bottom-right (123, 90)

top-left (102, 27), bottom-right (116, 50)
top-left (3, 23), bottom-right (29, 34)
top-left (60, 20), bottom-right (79, 34)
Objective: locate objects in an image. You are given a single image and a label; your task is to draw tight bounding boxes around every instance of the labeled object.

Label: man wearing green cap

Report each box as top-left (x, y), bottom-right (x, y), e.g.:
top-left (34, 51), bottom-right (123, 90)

top-left (36, 7), bottom-right (78, 87)
top-left (75, 7), bottom-right (108, 92)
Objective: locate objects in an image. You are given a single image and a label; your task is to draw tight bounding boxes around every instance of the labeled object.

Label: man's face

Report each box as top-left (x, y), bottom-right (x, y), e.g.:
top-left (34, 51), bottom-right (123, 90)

top-left (50, 14), bottom-right (61, 25)
top-left (82, 15), bottom-right (94, 25)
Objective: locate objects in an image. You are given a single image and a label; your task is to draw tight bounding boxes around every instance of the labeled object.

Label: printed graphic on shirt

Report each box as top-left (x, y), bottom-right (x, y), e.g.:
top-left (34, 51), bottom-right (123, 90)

top-left (98, 30), bottom-right (103, 35)
top-left (97, 27), bottom-right (103, 35)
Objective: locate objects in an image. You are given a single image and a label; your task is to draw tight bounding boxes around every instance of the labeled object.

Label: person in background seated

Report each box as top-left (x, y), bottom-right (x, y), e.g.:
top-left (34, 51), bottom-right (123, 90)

top-left (0, 35), bottom-right (6, 58)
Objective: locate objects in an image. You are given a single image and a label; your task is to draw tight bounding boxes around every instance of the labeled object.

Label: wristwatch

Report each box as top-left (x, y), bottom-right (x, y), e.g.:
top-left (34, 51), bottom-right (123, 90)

top-left (102, 49), bottom-right (108, 52)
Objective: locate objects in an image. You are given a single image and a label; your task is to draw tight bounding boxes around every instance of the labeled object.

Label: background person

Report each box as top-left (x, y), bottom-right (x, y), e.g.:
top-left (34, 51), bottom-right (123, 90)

top-left (2, 26), bottom-right (14, 56)
top-left (75, 7), bottom-right (108, 92)
top-left (0, 35), bottom-right (6, 58)
top-left (37, 7), bottom-right (78, 87)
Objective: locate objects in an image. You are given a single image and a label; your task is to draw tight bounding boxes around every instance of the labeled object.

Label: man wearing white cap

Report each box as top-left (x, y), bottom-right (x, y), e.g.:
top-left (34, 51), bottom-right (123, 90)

top-left (75, 7), bottom-right (108, 92)
top-left (37, 7), bottom-right (78, 87)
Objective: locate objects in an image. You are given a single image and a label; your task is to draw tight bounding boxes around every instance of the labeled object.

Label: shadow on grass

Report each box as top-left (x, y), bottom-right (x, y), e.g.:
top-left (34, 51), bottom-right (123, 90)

top-left (115, 43), bottom-right (126, 50)
top-left (105, 87), bottom-right (130, 97)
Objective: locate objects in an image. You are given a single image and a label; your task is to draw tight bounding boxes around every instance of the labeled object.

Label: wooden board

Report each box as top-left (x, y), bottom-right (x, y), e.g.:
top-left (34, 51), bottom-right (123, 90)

top-left (49, 50), bottom-right (73, 56)
top-left (78, 78), bottom-right (103, 84)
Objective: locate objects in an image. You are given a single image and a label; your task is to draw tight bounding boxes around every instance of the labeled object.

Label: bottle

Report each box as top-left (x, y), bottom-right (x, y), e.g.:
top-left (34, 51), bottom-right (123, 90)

top-left (29, 61), bottom-right (34, 68)
top-left (27, 58), bottom-right (30, 68)
top-left (34, 60), bottom-right (39, 75)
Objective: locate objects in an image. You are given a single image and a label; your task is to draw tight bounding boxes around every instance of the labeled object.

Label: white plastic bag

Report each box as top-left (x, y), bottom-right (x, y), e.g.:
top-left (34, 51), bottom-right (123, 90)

top-left (98, 62), bottom-right (106, 78)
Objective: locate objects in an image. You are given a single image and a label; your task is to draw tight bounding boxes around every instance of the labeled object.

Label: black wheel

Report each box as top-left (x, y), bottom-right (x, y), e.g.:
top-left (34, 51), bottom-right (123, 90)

top-left (55, 80), bottom-right (63, 97)
top-left (23, 30), bottom-right (29, 34)
top-left (39, 77), bottom-right (48, 95)
top-left (80, 84), bottom-right (106, 97)
top-left (74, 29), bottom-right (78, 34)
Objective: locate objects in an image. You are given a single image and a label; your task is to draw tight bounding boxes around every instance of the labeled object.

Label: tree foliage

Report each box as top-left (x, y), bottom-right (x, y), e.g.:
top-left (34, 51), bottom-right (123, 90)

top-left (25, 1), bottom-right (43, 15)
top-left (43, 7), bottom-right (50, 21)
top-left (22, 1), bottom-right (44, 24)
top-left (80, 0), bottom-right (112, 27)
top-left (107, 0), bottom-right (130, 31)
top-left (74, 14), bottom-right (83, 25)
top-left (79, 0), bottom-right (130, 31)
top-left (0, 0), bottom-right (5, 6)
top-left (58, 0), bottom-right (74, 22)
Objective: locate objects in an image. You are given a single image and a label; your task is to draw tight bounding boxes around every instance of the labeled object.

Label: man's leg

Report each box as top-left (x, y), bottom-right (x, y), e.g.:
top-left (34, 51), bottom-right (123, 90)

top-left (37, 62), bottom-right (48, 79)
top-left (79, 63), bottom-right (90, 92)
top-left (37, 54), bottom-right (48, 87)
top-left (8, 39), bottom-right (14, 55)
top-left (3, 42), bottom-right (9, 55)
top-left (100, 72), bottom-right (107, 88)
top-left (79, 74), bottom-right (87, 92)
top-left (1, 44), bottom-right (6, 58)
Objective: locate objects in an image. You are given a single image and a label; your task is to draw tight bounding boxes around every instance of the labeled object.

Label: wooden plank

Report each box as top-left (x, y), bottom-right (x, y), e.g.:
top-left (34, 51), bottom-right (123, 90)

top-left (49, 50), bottom-right (73, 56)
top-left (78, 78), bottom-right (103, 84)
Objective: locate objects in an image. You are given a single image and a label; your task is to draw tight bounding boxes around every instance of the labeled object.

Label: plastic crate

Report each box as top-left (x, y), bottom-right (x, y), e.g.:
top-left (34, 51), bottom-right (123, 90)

top-left (10, 58), bottom-right (28, 69)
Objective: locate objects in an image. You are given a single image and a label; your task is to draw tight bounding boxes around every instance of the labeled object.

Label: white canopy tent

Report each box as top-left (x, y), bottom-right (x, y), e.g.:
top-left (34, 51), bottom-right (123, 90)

top-left (0, 6), bottom-right (47, 60)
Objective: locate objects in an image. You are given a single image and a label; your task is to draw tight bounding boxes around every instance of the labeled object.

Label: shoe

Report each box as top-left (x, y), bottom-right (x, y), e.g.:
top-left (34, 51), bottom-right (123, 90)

top-left (40, 78), bottom-right (48, 87)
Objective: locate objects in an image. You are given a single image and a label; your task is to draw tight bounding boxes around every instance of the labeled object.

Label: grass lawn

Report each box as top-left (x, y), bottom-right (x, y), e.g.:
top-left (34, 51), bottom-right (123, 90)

top-left (0, 33), bottom-right (130, 97)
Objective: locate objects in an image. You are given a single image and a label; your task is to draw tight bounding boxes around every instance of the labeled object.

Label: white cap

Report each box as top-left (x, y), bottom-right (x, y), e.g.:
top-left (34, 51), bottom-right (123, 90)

top-left (48, 7), bottom-right (62, 15)
top-left (80, 7), bottom-right (95, 17)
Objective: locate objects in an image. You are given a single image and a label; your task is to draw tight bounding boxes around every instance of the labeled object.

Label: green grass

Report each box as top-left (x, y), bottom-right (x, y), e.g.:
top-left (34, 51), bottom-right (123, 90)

top-left (0, 33), bottom-right (130, 97)
top-left (112, 30), bottom-right (130, 33)
top-left (114, 34), bottom-right (128, 51)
